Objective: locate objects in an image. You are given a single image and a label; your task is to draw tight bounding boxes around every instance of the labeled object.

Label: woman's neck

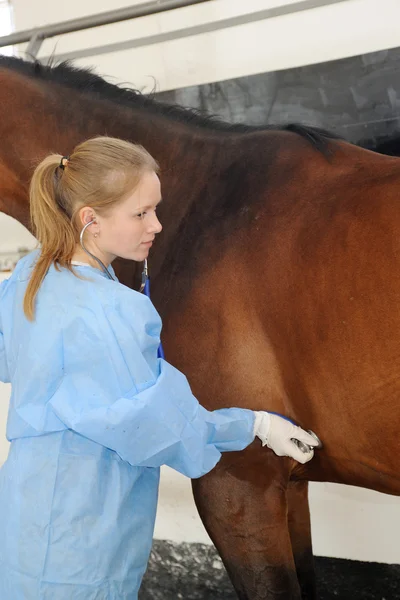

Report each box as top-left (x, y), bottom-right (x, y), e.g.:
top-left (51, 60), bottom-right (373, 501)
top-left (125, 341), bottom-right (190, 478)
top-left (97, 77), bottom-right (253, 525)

top-left (71, 248), bottom-right (111, 271)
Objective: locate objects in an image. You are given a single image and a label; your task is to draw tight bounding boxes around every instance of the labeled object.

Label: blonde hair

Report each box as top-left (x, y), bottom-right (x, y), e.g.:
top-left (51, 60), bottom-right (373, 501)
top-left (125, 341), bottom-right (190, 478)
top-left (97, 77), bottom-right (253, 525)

top-left (24, 136), bottom-right (159, 321)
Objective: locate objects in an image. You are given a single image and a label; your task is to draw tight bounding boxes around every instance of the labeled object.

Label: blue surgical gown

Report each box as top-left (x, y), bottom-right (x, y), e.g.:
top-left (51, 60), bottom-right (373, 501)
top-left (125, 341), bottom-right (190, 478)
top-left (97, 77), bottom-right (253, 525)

top-left (0, 250), bottom-right (256, 599)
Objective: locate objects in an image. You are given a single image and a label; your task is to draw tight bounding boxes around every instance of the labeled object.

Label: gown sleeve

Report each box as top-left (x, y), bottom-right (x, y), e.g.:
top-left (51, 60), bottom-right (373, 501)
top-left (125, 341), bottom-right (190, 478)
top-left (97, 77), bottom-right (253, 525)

top-left (0, 279), bottom-right (10, 383)
top-left (48, 287), bottom-right (255, 478)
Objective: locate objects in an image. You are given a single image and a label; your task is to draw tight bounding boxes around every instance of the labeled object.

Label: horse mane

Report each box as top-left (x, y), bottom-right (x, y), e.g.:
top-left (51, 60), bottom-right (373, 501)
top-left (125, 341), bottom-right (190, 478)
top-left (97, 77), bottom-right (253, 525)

top-left (0, 55), bottom-right (339, 152)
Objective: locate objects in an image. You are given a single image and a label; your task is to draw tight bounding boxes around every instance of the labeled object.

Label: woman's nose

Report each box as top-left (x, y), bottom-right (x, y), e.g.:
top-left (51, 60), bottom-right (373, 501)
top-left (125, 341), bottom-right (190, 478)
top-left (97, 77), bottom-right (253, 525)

top-left (147, 213), bottom-right (162, 234)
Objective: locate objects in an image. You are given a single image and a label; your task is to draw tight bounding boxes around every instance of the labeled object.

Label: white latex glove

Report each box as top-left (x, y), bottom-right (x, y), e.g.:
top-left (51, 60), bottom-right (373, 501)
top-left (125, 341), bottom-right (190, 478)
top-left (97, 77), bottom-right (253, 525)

top-left (253, 411), bottom-right (320, 464)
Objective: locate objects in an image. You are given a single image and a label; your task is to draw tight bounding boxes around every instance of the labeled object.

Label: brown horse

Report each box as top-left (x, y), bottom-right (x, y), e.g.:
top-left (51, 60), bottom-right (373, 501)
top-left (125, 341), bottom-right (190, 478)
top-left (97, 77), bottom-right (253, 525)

top-left (0, 56), bottom-right (399, 600)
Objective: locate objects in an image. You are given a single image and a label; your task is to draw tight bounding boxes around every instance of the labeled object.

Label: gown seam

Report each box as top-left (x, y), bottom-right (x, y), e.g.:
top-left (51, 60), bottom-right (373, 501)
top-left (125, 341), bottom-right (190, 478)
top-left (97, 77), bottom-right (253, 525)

top-left (37, 431), bottom-right (65, 588)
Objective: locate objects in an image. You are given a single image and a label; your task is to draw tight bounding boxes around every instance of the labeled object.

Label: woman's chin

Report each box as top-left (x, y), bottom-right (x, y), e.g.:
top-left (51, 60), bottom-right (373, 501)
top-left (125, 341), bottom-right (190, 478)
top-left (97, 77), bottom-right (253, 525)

top-left (115, 248), bottom-right (150, 262)
top-left (131, 250), bottom-right (150, 261)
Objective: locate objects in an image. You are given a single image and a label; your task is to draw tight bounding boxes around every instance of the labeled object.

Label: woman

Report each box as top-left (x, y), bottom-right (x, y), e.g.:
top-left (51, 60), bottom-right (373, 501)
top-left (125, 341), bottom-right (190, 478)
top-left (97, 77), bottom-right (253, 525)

top-left (0, 137), bottom-right (319, 599)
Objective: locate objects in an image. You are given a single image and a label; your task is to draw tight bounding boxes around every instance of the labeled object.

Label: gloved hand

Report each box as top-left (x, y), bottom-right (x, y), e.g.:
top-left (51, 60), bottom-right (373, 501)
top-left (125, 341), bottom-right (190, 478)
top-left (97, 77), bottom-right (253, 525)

top-left (253, 411), bottom-right (320, 464)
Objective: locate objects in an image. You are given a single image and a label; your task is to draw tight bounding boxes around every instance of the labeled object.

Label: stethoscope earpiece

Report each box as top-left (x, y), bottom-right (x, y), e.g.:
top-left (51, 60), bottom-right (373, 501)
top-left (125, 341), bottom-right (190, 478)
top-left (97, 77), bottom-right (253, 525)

top-left (79, 220), bottom-right (149, 289)
top-left (79, 219), bottom-right (114, 280)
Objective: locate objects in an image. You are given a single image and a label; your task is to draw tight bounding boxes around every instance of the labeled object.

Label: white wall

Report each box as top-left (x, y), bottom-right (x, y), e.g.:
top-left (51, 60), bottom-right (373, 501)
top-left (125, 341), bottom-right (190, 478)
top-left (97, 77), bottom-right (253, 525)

top-left (10, 0), bottom-right (400, 93)
top-left (0, 218), bottom-right (36, 253)
top-left (2, 0), bottom-right (400, 565)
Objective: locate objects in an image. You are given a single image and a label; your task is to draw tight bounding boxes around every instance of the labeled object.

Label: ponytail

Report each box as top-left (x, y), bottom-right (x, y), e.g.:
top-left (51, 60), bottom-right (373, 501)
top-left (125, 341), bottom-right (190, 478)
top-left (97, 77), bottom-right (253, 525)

top-left (23, 155), bottom-right (77, 321)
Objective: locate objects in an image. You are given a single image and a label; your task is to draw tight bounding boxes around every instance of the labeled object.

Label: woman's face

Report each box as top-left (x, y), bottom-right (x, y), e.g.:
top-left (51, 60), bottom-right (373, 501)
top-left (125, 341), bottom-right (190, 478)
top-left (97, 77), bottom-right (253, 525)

top-left (81, 170), bottom-right (163, 265)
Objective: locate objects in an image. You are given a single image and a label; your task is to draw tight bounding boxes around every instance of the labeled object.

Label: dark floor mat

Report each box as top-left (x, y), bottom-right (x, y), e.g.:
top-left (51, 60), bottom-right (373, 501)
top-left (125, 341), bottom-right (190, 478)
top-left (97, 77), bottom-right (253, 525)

top-left (139, 540), bottom-right (400, 599)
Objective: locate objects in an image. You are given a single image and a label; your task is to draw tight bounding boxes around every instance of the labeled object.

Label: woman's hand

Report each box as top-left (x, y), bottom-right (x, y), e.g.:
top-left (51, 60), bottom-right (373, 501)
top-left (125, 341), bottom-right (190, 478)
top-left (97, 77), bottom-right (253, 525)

top-left (253, 411), bottom-right (321, 464)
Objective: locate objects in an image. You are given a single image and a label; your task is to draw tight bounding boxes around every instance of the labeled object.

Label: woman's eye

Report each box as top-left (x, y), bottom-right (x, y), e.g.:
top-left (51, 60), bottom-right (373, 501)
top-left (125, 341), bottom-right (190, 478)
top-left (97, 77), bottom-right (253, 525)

top-left (136, 207), bottom-right (157, 218)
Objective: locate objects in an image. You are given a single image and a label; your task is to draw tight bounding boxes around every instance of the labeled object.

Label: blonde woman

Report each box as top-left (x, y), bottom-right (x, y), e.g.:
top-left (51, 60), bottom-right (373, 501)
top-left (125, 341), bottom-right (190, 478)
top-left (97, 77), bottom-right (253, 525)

top-left (0, 137), bottom-right (318, 599)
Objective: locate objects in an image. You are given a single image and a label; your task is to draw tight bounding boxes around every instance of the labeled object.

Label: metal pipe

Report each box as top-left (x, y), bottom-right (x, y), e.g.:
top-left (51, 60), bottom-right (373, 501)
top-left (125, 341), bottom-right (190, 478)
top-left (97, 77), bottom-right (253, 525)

top-left (0, 0), bottom-right (214, 48)
top-left (39, 0), bottom-right (351, 64)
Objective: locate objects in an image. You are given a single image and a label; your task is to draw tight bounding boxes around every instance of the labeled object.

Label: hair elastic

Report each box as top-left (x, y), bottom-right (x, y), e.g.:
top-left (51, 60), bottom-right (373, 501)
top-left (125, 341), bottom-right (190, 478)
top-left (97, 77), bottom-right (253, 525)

top-left (59, 155), bottom-right (70, 170)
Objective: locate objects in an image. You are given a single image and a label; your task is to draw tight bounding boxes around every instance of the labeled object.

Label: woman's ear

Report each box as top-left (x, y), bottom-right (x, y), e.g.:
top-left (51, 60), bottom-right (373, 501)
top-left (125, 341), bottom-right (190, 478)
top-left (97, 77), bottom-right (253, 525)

top-left (78, 207), bottom-right (96, 227)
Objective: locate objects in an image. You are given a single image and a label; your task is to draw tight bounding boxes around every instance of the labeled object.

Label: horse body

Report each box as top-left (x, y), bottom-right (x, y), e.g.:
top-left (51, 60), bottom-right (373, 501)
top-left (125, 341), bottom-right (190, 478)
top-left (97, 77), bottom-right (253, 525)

top-left (0, 57), bottom-right (399, 599)
top-left (163, 136), bottom-right (400, 492)
top-left (160, 139), bottom-right (400, 597)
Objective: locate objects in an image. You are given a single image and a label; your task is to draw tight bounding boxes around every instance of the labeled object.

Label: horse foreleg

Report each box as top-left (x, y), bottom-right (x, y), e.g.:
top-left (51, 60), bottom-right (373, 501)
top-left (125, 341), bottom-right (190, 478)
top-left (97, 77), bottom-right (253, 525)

top-left (192, 451), bottom-right (301, 600)
top-left (287, 480), bottom-right (316, 600)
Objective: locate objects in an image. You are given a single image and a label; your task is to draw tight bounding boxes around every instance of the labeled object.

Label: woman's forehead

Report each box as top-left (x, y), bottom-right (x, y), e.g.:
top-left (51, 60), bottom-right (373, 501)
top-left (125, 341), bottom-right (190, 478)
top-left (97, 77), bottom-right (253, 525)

top-left (123, 172), bottom-right (161, 209)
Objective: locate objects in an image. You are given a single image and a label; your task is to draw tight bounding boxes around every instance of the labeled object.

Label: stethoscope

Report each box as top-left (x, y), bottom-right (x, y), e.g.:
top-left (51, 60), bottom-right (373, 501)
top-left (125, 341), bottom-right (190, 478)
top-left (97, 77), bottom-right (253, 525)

top-left (80, 219), bottom-right (165, 359)
top-left (80, 222), bottom-right (321, 454)
top-left (268, 414), bottom-right (323, 454)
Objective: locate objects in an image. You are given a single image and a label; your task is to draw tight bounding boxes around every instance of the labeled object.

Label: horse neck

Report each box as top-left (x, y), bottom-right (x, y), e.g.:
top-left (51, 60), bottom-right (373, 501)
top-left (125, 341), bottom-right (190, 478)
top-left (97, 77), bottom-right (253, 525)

top-left (103, 110), bottom-right (276, 310)
top-left (1, 69), bottom-right (263, 305)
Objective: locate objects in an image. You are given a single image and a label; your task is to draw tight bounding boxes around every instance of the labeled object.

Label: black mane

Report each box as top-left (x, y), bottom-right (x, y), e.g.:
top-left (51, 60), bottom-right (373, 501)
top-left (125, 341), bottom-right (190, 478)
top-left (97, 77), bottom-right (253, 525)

top-left (0, 55), bottom-right (339, 150)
